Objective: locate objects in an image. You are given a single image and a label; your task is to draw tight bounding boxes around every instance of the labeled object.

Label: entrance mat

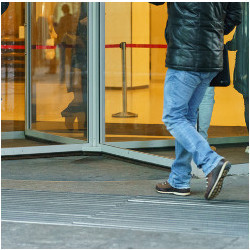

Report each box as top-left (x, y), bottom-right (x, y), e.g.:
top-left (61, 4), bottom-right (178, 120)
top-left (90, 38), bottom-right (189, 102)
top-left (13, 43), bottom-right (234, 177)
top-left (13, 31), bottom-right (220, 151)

top-left (2, 189), bottom-right (248, 237)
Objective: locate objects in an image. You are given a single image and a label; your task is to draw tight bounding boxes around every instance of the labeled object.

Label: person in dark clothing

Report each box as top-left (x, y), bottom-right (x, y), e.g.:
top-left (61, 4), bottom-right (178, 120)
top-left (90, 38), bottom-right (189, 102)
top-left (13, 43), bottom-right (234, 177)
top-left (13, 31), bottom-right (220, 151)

top-left (54, 4), bottom-right (74, 83)
top-left (61, 3), bottom-right (88, 133)
top-left (226, 2), bottom-right (249, 153)
top-left (152, 3), bottom-right (242, 200)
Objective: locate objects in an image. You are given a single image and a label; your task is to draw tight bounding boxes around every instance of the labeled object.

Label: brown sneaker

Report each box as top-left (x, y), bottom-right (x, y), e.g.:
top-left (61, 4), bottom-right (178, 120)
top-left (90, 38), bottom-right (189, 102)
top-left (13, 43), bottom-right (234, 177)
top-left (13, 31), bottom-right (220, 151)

top-left (205, 159), bottom-right (231, 200)
top-left (156, 181), bottom-right (191, 196)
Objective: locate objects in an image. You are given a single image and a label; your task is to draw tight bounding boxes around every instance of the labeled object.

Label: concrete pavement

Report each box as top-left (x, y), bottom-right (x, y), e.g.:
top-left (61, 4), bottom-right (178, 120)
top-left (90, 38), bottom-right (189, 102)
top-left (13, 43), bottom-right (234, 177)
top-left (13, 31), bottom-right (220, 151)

top-left (1, 155), bottom-right (249, 249)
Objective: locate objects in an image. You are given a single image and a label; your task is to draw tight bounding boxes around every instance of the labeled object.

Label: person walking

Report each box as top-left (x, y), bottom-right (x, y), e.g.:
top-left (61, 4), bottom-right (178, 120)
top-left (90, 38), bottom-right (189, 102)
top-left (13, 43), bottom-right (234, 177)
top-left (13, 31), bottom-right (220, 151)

top-left (152, 3), bottom-right (242, 200)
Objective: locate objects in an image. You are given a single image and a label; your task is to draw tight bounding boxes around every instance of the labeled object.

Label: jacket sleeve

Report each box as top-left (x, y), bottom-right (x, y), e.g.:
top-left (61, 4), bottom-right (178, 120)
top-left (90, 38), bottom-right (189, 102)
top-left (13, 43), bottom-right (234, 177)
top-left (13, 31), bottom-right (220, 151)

top-left (224, 2), bottom-right (242, 35)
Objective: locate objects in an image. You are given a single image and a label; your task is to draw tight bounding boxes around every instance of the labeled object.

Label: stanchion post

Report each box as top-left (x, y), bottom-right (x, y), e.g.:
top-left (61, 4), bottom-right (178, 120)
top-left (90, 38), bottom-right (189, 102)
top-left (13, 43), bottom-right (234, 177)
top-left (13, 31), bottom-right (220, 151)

top-left (112, 42), bottom-right (138, 118)
top-left (121, 42), bottom-right (127, 114)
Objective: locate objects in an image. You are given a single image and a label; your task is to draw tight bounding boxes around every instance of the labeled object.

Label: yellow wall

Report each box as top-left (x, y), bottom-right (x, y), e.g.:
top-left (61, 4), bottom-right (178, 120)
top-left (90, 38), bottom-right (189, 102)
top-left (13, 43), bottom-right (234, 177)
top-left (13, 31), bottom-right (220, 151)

top-left (132, 3), bottom-right (150, 87)
top-left (105, 2), bottom-right (150, 88)
top-left (105, 3), bottom-right (132, 88)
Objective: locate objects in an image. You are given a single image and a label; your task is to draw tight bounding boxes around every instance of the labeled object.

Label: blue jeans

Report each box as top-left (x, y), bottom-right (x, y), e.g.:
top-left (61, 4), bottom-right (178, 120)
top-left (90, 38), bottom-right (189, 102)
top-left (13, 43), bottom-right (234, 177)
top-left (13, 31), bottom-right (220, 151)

top-left (162, 69), bottom-right (223, 189)
top-left (198, 87), bottom-right (215, 140)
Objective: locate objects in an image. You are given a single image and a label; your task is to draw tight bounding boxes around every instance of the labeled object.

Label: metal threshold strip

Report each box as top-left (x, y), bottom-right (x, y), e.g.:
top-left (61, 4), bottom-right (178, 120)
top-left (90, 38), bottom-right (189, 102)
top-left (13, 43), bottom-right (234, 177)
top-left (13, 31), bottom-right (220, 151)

top-left (2, 189), bottom-right (248, 237)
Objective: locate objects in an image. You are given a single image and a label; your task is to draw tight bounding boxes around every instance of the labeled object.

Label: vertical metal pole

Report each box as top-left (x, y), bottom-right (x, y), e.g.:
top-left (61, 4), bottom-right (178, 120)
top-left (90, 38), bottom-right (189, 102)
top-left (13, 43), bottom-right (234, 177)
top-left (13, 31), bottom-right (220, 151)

top-left (112, 42), bottom-right (138, 118)
top-left (121, 42), bottom-right (127, 113)
top-left (99, 2), bottom-right (106, 144)
top-left (25, 2), bottom-right (31, 130)
top-left (88, 2), bottom-right (101, 147)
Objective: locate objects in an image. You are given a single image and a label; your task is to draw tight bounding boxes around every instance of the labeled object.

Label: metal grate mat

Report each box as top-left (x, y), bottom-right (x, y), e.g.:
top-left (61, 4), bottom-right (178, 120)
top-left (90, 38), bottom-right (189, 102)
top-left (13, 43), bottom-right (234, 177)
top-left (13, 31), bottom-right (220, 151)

top-left (2, 189), bottom-right (249, 237)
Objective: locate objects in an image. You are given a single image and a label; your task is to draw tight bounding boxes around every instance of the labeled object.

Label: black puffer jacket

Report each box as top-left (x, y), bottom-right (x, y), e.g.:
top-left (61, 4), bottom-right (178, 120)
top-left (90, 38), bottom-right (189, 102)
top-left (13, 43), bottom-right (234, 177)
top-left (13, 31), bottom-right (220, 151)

top-left (152, 3), bottom-right (242, 72)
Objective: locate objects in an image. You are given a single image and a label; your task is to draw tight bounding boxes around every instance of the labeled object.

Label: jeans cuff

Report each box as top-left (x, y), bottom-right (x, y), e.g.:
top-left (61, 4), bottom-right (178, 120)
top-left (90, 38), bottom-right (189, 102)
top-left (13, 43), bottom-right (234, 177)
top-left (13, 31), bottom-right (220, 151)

top-left (203, 156), bottom-right (224, 177)
top-left (168, 177), bottom-right (190, 189)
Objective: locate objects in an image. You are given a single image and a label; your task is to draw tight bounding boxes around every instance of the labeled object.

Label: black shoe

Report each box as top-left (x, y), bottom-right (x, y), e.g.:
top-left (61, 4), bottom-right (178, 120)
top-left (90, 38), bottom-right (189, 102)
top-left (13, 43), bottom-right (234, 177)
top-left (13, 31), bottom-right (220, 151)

top-left (156, 181), bottom-right (191, 196)
top-left (61, 103), bottom-right (84, 117)
top-left (204, 159), bottom-right (231, 200)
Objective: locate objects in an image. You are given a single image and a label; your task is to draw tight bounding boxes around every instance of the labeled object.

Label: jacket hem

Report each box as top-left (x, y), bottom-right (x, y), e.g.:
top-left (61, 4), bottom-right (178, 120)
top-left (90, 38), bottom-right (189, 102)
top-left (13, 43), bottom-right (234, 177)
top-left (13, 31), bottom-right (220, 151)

top-left (165, 64), bottom-right (222, 72)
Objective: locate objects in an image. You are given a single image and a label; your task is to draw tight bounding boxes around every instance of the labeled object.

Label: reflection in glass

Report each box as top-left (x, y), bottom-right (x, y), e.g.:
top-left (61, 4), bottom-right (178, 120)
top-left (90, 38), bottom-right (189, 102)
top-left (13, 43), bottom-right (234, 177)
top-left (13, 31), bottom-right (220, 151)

top-left (31, 2), bottom-right (88, 140)
top-left (1, 3), bottom-right (25, 132)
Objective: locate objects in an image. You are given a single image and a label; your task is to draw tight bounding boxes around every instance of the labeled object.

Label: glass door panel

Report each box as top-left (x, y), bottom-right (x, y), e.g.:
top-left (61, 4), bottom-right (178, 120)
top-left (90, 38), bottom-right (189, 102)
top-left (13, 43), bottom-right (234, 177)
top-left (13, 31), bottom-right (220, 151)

top-left (105, 2), bottom-right (173, 145)
top-left (30, 2), bottom-right (88, 141)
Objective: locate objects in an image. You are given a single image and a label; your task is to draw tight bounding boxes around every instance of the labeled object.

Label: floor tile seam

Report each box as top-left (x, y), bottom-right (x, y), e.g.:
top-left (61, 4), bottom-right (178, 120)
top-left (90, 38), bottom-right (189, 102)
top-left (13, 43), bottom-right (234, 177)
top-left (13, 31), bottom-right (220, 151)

top-left (1, 179), bottom-right (162, 184)
top-left (3, 215), bottom-right (248, 231)
top-left (2, 208), bottom-right (248, 221)
top-left (2, 174), bottom-right (249, 182)
top-left (0, 187), bottom-right (202, 200)
top-left (1, 188), bottom-right (163, 200)
top-left (1, 219), bottom-right (249, 238)
top-left (2, 188), bottom-right (249, 205)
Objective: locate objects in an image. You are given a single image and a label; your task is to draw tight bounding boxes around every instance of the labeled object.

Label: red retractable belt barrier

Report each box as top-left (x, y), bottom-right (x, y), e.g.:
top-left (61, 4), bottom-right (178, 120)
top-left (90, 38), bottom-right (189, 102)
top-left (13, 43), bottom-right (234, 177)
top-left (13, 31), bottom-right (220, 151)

top-left (1, 45), bottom-right (25, 50)
top-left (105, 44), bottom-right (121, 48)
top-left (105, 44), bottom-right (167, 48)
top-left (1, 43), bottom-right (167, 50)
top-left (1, 42), bottom-right (167, 119)
top-left (32, 45), bottom-right (57, 50)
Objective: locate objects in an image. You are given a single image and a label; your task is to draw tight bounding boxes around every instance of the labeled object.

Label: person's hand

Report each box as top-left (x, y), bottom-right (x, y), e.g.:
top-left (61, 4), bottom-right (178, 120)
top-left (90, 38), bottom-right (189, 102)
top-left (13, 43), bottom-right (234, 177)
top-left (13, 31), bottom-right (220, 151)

top-left (80, 17), bottom-right (88, 25)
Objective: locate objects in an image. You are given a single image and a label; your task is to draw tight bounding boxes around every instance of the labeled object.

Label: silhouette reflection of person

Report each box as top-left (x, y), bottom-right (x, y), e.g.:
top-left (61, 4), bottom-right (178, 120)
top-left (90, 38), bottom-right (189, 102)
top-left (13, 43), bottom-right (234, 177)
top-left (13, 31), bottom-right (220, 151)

top-left (61, 3), bottom-right (87, 134)
top-left (36, 15), bottom-right (50, 67)
top-left (54, 4), bottom-right (74, 83)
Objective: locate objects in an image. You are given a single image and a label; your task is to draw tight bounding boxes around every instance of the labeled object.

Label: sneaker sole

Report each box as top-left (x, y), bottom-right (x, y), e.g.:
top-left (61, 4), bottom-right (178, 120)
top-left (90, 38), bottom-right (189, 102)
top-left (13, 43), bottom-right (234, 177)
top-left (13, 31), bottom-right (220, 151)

top-left (207, 161), bottom-right (231, 200)
top-left (156, 190), bottom-right (191, 196)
